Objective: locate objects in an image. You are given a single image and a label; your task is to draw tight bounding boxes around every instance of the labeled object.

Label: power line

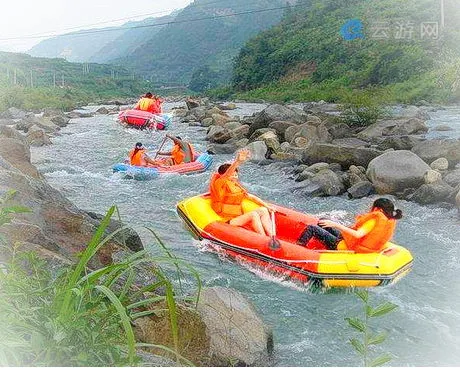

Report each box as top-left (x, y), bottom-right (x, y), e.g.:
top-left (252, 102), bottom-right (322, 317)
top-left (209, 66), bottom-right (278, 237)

top-left (2, 0), bottom-right (267, 40)
top-left (0, 3), bottom-right (307, 41)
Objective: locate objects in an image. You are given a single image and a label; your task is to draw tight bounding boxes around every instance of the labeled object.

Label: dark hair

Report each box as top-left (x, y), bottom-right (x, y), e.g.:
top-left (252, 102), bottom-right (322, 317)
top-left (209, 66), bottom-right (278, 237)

top-left (218, 163), bottom-right (240, 175)
top-left (372, 198), bottom-right (403, 220)
top-left (175, 136), bottom-right (182, 141)
top-left (145, 92), bottom-right (153, 98)
top-left (135, 142), bottom-right (143, 148)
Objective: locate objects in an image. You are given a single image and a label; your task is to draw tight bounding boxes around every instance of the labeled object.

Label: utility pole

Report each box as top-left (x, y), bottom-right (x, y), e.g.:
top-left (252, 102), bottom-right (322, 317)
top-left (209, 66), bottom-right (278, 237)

top-left (53, 71), bottom-right (56, 88)
top-left (30, 70), bottom-right (33, 88)
top-left (61, 74), bottom-right (65, 87)
top-left (440, 0), bottom-right (445, 29)
top-left (13, 69), bottom-right (17, 85)
top-left (6, 68), bottom-right (9, 83)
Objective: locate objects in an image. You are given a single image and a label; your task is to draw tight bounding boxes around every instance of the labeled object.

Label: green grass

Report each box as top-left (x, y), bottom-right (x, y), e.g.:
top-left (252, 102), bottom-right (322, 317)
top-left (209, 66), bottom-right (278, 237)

top-left (0, 192), bottom-right (200, 366)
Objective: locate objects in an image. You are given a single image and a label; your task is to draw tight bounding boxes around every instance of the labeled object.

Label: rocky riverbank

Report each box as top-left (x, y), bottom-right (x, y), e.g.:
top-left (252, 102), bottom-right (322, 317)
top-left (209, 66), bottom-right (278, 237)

top-left (0, 105), bottom-right (274, 366)
top-left (175, 99), bottom-right (460, 212)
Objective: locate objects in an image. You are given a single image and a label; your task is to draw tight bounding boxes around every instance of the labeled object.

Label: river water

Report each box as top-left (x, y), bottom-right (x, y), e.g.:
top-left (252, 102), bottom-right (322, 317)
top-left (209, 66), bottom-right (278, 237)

top-left (31, 103), bottom-right (460, 366)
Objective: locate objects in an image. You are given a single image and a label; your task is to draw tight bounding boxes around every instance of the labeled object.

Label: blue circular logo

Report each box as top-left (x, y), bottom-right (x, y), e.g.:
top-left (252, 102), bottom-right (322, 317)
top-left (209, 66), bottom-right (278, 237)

top-left (340, 19), bottom-right (365, 41)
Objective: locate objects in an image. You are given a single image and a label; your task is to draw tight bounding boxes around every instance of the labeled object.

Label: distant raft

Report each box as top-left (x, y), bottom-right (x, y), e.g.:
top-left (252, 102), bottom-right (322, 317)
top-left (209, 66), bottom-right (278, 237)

top-left (112, 152), bottom-right (213, 180)
top-left (118, 109), bottom-right (171, 130)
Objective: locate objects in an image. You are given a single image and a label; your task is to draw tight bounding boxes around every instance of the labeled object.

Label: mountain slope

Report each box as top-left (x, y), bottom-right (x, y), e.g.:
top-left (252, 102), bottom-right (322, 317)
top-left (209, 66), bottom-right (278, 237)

top-left (231, 0), bottom-right (460, 102)
top-left (119, 0), bottom-right (287, 86)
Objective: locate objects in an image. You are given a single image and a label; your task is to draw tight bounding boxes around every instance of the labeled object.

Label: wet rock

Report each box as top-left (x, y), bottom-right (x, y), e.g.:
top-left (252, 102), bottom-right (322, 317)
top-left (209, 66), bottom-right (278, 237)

top-left (0, 137), bottom-right (41, 178)
top-left (200, 117), bottom-right (213, 127)
top-left (186, 98), bottom-right (200, 110)
top-left (249, 128), bottom-right (276, 142)
top-left (328, 122), bottom-right (352, 139)
top-left (268, 120), bottom-right (297, 141)
top-left (347, 181), bottom-right (375, 199)
top-left (432, 124), bottom-right (453, 131)
top-left (366, 150), bottom-right (430, 194)
top-left (50, 114), bottom-right (71, 127)
top-left (332, 137), bottom-right (369, 147)
top-left (358, 118), bottom-right (428, 142)
top-left (408, 183), bottom-right (456, 205)
top-left (197, 287), bottom-right (273, 366)
top-left (376, 135), bottom-right (424, 151)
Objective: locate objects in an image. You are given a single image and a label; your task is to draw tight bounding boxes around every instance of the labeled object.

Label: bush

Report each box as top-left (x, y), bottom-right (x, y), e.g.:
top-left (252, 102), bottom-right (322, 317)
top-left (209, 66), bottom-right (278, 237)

top-left (339, 91), bottom-right (389, 128)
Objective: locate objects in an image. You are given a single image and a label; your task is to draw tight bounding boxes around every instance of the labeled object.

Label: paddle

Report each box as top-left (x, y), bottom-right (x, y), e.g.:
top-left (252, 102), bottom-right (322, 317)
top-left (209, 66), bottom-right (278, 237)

top-left (154, 136), bottom-right (168, 159)
top-left (268, 208), bottom-right (281, 251)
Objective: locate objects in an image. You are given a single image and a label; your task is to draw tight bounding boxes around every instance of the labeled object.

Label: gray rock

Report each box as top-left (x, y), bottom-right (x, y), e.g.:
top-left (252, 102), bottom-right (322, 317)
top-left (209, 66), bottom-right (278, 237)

top-left (197, 287), bottom-right (273, 366)
top-left (207, 143), bottom-right (237, 155)
top-left (50, 115), bottom-right (71, 127)
top-left (366, 150), bottom-right (431, 194)
top-left (206, 125), bottom-right (226, 142)
top-left (249, 128), bottom-right (276, 142)
top-left (377, 135), bottom-right (424, 151)
top-left (268, 120), bottom-right (297, 141)
top-left (26, 125), bottom-right (52, 147)
top-left (443, 169), bottom-right (460, 187)
top-left (430, 157), bottom-right (449, 171)
top-left (305, 162), bottom-right (330, 173)
top-left (302, 143), bottom-right (383, 169)
top-left (95, 106), bottom-right (109, 114)
top-left (0, 107), bottom-right (27, 119)
top-left (412, 139), bottom-right (460, 168)
top-left (293, 169), bottom-right (344, 197)
top-left (245, 141), bottom-right (268, 162)
top-left (347, 181), bottom-right (375, 199)
top-left (249, 104), bottom-right (307, 135)
top-left (423, 169), bottom-right (442, 184)
top-left (408, 183), bottom-right (456, 204)
top-left (200, 118), bottom-right (214, 127)
top-left (432, 124), bottom-right (454, 131)
top-left (328, 122), bottom-right (352, 139)
top-left (296, 170), bottom-right (316, 182)
top-left (224, 121), bottom-right (242, 131)
top-left (332, 137), bottom-right (369, 148)
top-left (358, 118), bottom-right (428, 142)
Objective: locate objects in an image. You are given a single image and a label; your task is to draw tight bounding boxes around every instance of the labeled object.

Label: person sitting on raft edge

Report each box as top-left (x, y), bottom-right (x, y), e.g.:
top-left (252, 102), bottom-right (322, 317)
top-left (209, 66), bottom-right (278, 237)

top-left (153, 134), bottom-right (195, 166)
top-left (209, 149), bottom-right (280, 247)
top-left (297, 198), bottom-right (403, 253)
top-left (128, 142), bottom-right (158, 166)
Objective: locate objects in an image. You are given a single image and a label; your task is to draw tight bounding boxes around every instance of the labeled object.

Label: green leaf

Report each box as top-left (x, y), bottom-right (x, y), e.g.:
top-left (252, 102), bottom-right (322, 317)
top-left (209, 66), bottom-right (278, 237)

top-left (345, 317), bottom-right (366, 332)
top-left (3, 206), bottom-right (31, 214)
top-left (350, 338), bottom-right (365, 356)
top-left (368, 332), bottom-right (388, 345)
top-left (95, 285), bottom-right (136, 365)
top-left (355, 289), bottom-right (368, 303)
top-left (369, 353), bottom-right (392, 366)
top-left (369, 302), bottom-right (398, 318)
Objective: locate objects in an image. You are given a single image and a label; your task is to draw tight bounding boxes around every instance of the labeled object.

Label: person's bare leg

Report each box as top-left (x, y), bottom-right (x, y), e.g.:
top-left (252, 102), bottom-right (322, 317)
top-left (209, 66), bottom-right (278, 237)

top-left (256, 207), bottom-right (273, 236)
top-left (229, 211), bottom-right (265, 235)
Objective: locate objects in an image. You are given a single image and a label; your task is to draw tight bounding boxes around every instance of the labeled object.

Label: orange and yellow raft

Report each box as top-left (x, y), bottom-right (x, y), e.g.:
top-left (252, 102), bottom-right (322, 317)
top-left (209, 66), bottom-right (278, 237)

top-left (176, 194), bottom-right (413, 288)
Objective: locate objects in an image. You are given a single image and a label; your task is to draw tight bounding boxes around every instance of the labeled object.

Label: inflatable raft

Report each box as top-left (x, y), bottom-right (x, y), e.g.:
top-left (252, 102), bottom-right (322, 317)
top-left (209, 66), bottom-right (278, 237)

top-left (112, 152), bottom-right (213, 180)
top-left (118, 109), bottom-right (171, 130)
top-left (176, 194), bottom-right (413, 288)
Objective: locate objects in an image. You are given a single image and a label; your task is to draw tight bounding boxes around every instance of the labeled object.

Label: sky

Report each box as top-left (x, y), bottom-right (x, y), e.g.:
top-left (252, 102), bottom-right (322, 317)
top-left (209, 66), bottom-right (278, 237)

top-left (0, 0), bottom-right (193, 52)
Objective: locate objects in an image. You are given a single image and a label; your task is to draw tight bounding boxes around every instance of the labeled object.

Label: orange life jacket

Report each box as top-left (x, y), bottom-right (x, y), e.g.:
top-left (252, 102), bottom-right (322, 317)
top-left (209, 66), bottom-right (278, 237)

top-left (209, 173), bottom-right (248, 218)
top-left (341, 211), bottom-right (396, 253)
top-left (129, 148), bottom-right (146, 166)
top-left (171, 142), bottom-right (195, 165)
top-left (136, 98), bottom-right (155, 113)
top-left (152, 98), bottom-right (162, 114)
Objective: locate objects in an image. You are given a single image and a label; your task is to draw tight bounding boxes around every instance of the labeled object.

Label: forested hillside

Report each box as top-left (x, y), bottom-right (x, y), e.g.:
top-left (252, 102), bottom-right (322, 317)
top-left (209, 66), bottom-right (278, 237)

top-left (0, 51), bottom-right (152, 110)
top-left (231, 0), bottom-right (460, 103)
top-left (116, 0), bottom-right (287, 88)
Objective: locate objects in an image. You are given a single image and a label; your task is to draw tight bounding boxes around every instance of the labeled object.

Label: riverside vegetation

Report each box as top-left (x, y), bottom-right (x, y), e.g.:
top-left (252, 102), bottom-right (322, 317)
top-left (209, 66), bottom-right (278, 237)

top-left (0, 193), bottom-right (198, 366)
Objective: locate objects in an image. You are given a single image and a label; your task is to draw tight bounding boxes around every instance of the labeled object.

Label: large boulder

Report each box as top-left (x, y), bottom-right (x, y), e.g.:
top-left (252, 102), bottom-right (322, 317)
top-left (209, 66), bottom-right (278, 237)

top-left (26, 125), bottom-right (52, 147)
top-left (366, 150), bottom-right (431, 194)
top-left (245, 141), bottom-right (268, 162)
top-left (293, 169), bottom-right (345, 197)
top-left (376, 135), bottom-right (425, 151)
top-left (358, 118), bottom-right (428, 142)
top-left (196, 287), bottom-right (273, 366)
top-left (412, 139), bottom-right (460, 168)
top-left (393, 105), bottom-right (430, 120)
top-left (408, 183), bottom-right (457, 205)
top-left (0, 137), bottom-right (41, 178)
top-left (302, 143), bottom-right (383, 168)
top-left (347, 181), bottom-right (375, 199)
top-left (248, 104), bottom-right (307, 135)
top-left (0, 107), bottom-right (27, 119)
top-left (443, 169), bottom-right (460, 188)
top-left (268, 121), bottom-right (297, 141)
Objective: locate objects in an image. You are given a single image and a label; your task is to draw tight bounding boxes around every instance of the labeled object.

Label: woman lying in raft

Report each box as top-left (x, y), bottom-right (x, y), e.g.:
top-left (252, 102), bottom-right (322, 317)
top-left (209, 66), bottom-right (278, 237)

top-left (209, 149), bottom-right (279, 247)
top-left (297, 198), bottom-right (403, 253)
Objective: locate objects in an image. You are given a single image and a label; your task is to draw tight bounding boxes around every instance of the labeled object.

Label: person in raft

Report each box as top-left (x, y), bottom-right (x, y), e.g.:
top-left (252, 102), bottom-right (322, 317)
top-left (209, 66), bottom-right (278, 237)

top-left (209, 149), bottom-right (279, 243)
top-left (134, 92), bottom-right (161, 114)
top-left (153, 134), bottom-right (195, 166)
top-left (296, 198), bottom-right (403, 252)
top-left (128, 142), bottom-right (158, 166)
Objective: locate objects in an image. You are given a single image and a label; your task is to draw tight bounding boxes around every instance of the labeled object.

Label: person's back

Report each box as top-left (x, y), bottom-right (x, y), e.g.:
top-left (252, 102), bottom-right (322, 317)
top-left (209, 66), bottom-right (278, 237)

top-left (134, 92), bottom-right (155, 113)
